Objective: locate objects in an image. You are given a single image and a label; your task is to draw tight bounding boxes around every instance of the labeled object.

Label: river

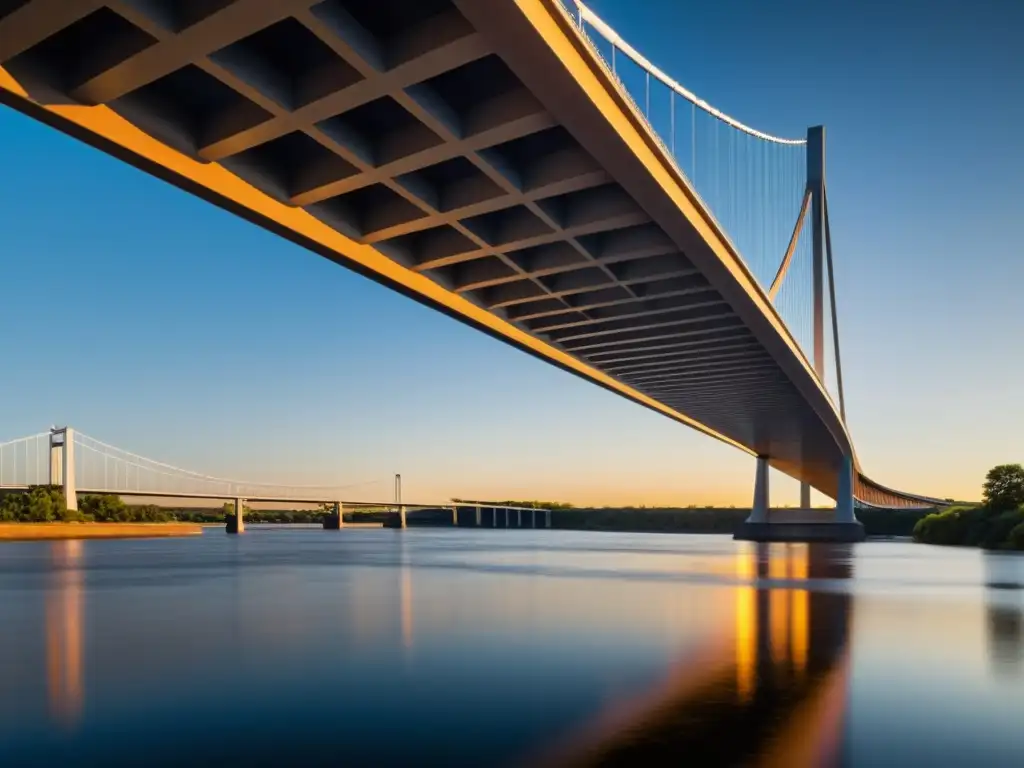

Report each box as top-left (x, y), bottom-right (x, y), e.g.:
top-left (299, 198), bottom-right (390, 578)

top-left (0, 529), bottom-right (1021, 766)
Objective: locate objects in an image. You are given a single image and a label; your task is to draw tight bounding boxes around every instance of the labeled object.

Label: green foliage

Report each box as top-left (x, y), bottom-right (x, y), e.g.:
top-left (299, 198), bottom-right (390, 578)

top-left (982, 464), bottom-right (1024, 512)
top-left (1009, 522), bottom-right (1024, 551)
top-left (0, 485), bottom-right (76, 522)
top-left (80, 496), bottom-right (172, 522)
top-left (451, 498), bottom-right (574, 510)
top-left (215, 502), bottom-right (332, 524)
top-left (913, 504), bottom-right (1024, 550)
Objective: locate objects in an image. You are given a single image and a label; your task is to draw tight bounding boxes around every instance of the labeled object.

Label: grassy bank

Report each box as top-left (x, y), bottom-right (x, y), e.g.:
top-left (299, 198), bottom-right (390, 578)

top-left (0, 522), bottom-right (203, 541)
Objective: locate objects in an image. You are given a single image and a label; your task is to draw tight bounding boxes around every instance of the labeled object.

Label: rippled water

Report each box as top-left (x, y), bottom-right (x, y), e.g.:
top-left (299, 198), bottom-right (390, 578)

top-left (0, 529), bottom-right (1021, 766)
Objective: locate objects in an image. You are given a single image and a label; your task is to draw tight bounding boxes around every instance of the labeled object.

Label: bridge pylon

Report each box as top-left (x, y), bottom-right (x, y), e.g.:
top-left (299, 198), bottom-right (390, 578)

top-left (49, 427), bottom-right (76, 512)
top-left (799, 126), bottom-right (850, 512)
top-left (227, 497), bottom-right (245, 534)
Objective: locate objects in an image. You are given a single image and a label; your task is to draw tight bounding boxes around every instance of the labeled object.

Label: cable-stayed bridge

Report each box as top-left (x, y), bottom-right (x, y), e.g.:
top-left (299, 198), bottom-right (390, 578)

top-left (0, 0), bottom-right (945, 538)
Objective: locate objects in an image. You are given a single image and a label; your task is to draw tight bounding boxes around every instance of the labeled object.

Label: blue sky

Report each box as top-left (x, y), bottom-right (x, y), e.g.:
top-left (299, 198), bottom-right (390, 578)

top-left (1, 0), bottom-right (1021, 505)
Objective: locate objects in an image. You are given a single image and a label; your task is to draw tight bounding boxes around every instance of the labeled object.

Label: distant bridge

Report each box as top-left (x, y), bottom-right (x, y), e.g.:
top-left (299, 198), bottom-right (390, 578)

top-left (0, 0), bottom-right (945, 532)
top-left (0, 427), bottom-right (553, 531)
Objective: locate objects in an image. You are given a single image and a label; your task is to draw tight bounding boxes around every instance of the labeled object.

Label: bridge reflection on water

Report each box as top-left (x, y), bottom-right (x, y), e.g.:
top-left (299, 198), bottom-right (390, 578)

top-left (36, 538), bottom-right (853, 760)
top-left (537, 543), bottom-right (853, 766)
top-left (46, 540), bottom-right (84, 728)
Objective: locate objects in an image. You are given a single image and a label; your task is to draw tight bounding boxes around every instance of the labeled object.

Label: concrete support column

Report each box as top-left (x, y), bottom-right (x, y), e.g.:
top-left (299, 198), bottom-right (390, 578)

top-left (398, 505), bottom-right (407, 529)
top-left (231, 496), bottom-right (245, 534)
top-left (452, 505), bottom-right (459, 527)
top-left (517, 509), bottom-right (522, 528)
top-left (800, 482), bottom-right (811, 510)
top-left (323, 501), bottom-right (344, 530)
top-left (475, 505), bottom-right (482, 527)
top-left (835, 455), bottom-right (856, 523)
top-left (531, 509), bottom-right (536, 528)
top-left (746, 456), bottom-right (770, 524)
top-left (545, 509), bottom-right (551, 529)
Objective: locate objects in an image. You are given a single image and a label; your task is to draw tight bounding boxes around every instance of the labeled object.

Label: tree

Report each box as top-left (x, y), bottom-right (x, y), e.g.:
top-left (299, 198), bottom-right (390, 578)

top-left (983, 464), bottom-right (1024, 512)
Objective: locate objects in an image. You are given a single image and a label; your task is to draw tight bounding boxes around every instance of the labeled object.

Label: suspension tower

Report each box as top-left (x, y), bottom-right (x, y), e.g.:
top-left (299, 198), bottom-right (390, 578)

top-left (49, 427), bottom-right (76, 512)
top-left (737, 126), bottom-right (860, 543)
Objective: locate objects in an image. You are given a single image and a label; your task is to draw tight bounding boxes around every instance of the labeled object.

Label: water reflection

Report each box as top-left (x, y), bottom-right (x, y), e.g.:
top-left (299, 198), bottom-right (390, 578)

top-left (544, 543), bottom-right (854, 766)
top-left (983, 552), bottom-right (1023, 678)
top-left (400, 536), bottom-right (414, 653)
top-left (45, 540), bottom-right (84, 727)
top-left (2, 532), bottom-right (1021, 767)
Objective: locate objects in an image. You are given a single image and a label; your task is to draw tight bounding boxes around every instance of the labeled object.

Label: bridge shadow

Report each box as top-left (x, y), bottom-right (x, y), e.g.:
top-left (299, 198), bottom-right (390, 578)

top-left (535, 543), bottom-right (854, 767)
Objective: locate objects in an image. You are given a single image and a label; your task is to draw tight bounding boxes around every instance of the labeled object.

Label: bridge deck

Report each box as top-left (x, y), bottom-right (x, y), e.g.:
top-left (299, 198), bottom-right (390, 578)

top-left (0, 0), bottom-right (931, 505)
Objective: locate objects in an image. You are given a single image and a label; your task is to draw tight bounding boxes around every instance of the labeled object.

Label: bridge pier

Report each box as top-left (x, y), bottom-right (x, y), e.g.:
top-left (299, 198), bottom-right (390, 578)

top-left (227, 497), bottom-right (245, 534)
top-left (545, 509), bottom-right (552, 529)
top-left (475, 505), bottom-right (482, 527)
top-left (323, 502), bottom-right (344, 530)
top-left (734, 456), bottom-right (864, 543)
top-left (452, 505), bottom-right (459, 527)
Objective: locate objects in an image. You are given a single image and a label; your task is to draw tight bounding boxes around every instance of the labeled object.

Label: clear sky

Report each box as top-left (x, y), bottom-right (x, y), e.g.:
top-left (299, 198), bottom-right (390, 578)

top-left (0, 0), bottom-right (1021, 506)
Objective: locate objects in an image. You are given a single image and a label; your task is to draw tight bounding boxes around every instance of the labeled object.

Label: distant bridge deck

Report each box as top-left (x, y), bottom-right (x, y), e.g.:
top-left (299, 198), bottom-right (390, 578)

top-left (0, 485), bottom-right (543, 512)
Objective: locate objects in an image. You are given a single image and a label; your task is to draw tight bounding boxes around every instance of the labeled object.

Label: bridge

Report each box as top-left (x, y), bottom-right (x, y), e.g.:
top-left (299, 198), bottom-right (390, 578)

top-left (0, 427), bottom-right (554, 531)
top-left (0, 0), bottom-right (944, 538)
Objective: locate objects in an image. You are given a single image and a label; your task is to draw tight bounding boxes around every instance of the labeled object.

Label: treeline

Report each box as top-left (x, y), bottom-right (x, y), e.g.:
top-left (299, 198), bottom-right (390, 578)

top-left (451, 498), bottom-right (574, 510)
top-left (0, 487), bottom-right (347, 525)
top-left (216, 502), bottom-right (331, 525)
top-left (0, 486), bottom-right (83, 522)
top-left (548, 506), bottom-right (934, 537)
top-left (913, 464), bottom-right (1024, 550)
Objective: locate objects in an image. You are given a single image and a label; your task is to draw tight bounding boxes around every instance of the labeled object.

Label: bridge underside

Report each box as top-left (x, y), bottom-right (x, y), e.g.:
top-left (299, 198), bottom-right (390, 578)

top-left (0, 0), bottom-right (932, 507)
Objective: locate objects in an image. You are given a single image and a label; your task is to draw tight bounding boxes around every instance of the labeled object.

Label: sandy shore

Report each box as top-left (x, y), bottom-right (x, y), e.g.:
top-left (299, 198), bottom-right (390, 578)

top-left (0, 523), bottom-right (204, 541)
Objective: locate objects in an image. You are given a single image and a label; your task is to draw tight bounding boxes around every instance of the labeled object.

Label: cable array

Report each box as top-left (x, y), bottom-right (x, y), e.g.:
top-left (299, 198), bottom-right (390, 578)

top-left (561, 0), bottom-right (815, 362)
top-left (0, 430), bottom-right (387, 501)
top-left (0, 433), bottom-right (50, 487)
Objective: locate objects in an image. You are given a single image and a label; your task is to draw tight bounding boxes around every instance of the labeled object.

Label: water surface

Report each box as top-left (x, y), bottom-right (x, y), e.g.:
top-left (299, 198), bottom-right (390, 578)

top-left (0, 529), bottom-right (1021, 766)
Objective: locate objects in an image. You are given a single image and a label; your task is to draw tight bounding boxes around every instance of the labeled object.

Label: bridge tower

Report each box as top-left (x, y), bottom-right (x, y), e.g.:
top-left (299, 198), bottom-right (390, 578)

top-left (801, 125), bottom-right (849, 512)
top-left (737, 127), bottom-right (860, 542)
top-left (49, 427), bottom-right (76, 512)
top-left (395, 474), bottom-right (406, 529)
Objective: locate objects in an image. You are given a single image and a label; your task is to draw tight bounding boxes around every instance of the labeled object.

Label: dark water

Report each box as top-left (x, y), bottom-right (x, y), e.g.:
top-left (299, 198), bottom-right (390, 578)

top-left (0, 529), bottom-right (1021, 767)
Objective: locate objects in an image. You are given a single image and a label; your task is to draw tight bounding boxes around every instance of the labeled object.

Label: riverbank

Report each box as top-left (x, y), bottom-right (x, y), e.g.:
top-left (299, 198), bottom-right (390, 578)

top-left (399, 505), bottom-right (935, 537)
top-left (0, 522), bottom-right (204, 541)
top-left (554, 507), bottom-right (934, 537)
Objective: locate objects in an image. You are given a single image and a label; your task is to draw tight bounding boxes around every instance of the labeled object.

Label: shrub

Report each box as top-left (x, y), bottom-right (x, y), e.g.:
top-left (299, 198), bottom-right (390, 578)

top-left (1009, 521), bottom-right (1024, 551)
top-left (0, 485), bottom-right (67, 522)
top-left (913, 506), bottom-right (979, 546)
